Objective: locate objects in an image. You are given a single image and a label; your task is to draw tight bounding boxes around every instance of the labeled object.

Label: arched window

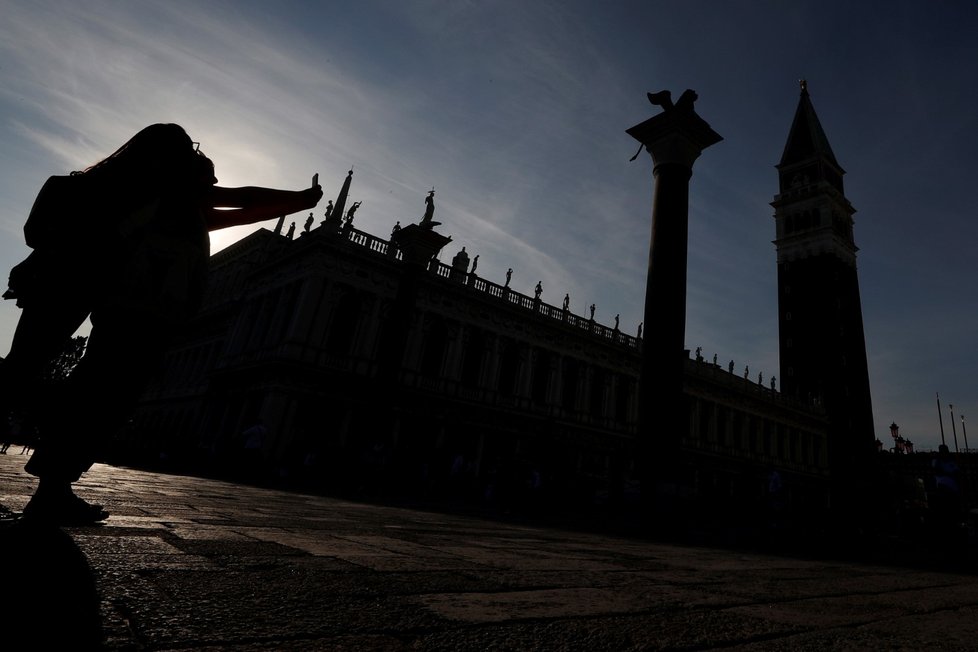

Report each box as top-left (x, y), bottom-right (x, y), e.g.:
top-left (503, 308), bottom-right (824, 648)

top-left (561, 358), bottom-right (579, 411)
top-left (460, 328), bottom-right (486, 388)
top-left (325, 290), bottom-right (361, 356)
top-left (420, 315), bottom-right (449, 378)
top-left (531, 350), bottom-right (552, 404)
top-left (614, 375), bottom-right (633, 423)
top-left (589, 367), bottom-right (606, 417)
top-left (497, 340), bottom-right (521, 396)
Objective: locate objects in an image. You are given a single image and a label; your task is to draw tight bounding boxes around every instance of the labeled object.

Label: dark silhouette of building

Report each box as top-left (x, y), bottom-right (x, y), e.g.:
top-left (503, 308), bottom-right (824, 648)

top-left (772, 81), bottom-right (876, 517)
top-left (123, 87), bottom-right (878, 531)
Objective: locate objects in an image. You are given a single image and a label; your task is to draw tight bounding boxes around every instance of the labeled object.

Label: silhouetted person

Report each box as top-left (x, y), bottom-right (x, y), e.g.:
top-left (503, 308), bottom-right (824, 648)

top-left (0, 415), bottom-right (13, 454)
top-left (3, 414), bottom-right (23, 455)
top-left (240, 418), bottom-right (268, 482)
top-left (1, 123), bottom-right (322, 525)
top-left (931, 445), bottom-right (961, 535)
top-left (19, 426), bottom-right (36, 455)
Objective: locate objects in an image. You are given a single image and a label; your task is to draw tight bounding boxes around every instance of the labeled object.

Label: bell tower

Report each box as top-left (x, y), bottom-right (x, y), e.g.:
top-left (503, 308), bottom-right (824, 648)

top-left (772, 81), bottom-right (876, 508)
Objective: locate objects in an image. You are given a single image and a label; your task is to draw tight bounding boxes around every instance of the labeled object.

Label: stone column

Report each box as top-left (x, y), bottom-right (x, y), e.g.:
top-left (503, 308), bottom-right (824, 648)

top-left (626, 90), bottom-right (722, 519)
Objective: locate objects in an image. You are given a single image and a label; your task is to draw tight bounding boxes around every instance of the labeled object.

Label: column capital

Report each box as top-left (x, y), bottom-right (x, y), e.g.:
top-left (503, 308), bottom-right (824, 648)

top-left (627, 90), bottom-right (722, 170)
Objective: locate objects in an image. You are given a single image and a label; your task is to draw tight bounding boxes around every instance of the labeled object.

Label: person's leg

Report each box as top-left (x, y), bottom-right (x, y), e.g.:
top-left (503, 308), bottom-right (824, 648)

top-left (23, 305), bottom-right (169, 523)
top-left (0, 300), bottom-right (89, 416)
top-left (6, 299), bottom-right (96, 523)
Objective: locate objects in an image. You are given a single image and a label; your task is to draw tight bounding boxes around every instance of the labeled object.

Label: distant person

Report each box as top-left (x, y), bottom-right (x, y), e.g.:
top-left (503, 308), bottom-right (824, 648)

top-left (240, 419), bottom-right (269, 481)
top-left (0, 415), bottom-right (13, 454)
top-left (931, 445), bottom-right (961, 518)
top-left (7, 414), bottom-right (35, 455)
top-left (0, 123), bottom-right (322, 524)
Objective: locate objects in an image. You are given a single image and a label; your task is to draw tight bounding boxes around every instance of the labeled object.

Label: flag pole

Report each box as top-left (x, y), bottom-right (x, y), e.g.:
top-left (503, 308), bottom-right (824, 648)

top-left (950, 403), bottom-right (960, 454)
top-left (937, 393), bottom-right (947, 448)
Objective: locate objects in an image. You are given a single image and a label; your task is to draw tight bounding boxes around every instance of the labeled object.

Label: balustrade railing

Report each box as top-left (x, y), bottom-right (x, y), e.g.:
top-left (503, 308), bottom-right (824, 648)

top-left (337, 226), bottom-right (639, 349)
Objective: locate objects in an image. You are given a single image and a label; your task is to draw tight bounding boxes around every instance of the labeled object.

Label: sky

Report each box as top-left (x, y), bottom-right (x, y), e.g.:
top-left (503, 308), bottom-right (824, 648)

top-left (1, 0), bottom-right (976, 451)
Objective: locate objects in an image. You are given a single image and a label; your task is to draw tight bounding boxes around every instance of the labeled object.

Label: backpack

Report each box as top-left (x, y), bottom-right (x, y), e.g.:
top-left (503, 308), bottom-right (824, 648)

top-left (4, 175), bottom-right (103, 306)
top-left (23, 175), bottom-right (91, 250)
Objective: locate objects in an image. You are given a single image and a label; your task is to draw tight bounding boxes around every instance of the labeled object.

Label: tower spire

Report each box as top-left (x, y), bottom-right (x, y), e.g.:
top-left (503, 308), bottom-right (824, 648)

top-left (325, 168), bottom-right (353, 232)
top-left (779, 80), bottom-right (841, 174)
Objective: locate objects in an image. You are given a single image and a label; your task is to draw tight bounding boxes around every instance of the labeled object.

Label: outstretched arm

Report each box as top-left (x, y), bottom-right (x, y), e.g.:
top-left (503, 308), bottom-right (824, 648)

top-left (205, 184), bottom-right (323, 231)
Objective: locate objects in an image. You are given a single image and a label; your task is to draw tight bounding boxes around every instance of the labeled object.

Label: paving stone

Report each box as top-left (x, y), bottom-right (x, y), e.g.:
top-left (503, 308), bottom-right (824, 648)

top-left (2, 455), bottom-right (977, 650)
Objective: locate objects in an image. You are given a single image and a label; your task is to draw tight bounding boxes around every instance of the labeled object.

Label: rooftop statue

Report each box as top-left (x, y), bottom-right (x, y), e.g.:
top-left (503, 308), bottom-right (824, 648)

top-left (646, 89), bottom-right (698, 114)
top-left (420, 188), bottom-right (441, 229)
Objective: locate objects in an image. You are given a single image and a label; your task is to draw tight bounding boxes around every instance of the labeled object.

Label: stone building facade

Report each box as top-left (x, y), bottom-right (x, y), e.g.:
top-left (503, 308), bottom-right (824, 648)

top-left (125, 88), bottom-right (863, 519)
top-left (127, 200), bottom-right (829, 515)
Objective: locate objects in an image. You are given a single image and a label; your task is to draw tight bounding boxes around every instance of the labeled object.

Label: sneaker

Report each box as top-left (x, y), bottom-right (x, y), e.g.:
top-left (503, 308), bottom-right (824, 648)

top-left (22, 492), bottom-right (109, 526)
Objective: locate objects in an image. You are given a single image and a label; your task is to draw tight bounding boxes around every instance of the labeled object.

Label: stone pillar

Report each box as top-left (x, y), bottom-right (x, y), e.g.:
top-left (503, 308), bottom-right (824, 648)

top-left (626, 90), bottom-right (721, 519)
top-left (379, 223), bottom-right (452, 381)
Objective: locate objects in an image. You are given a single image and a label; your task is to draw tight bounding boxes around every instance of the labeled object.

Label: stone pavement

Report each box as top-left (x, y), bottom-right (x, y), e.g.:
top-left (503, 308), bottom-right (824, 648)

top-left (3, 454), bottom-right (978, 650)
